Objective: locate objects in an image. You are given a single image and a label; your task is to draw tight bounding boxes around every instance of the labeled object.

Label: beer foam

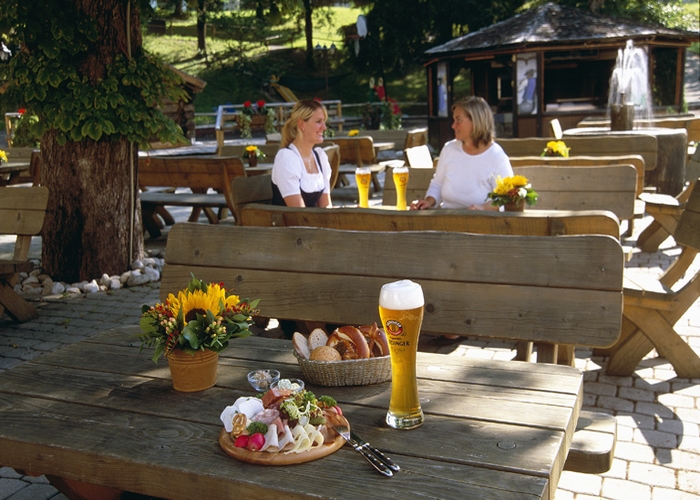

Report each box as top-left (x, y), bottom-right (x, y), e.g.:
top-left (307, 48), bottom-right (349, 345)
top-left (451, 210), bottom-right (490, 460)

top-left (379, 280), bottom-right (424, 309)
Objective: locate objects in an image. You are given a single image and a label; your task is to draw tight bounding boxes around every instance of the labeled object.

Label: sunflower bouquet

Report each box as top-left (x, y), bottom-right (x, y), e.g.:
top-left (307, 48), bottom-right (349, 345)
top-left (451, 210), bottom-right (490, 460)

top-left (138, 274), bottom-right (260, 363)
top-left (242, 145), bottom-right (266, 160)
top-left (487, 174), bottom-right (538, 208)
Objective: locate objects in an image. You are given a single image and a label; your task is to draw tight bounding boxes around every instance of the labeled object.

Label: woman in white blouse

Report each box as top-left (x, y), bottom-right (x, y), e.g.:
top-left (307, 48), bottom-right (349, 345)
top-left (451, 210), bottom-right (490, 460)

top-left (410, 96), bottom-right (512, 211)
top-left (271, 100), bottom-right (332, 208)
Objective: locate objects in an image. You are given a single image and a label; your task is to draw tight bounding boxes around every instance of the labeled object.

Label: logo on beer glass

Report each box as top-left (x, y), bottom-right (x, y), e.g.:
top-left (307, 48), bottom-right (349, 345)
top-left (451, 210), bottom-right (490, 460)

top-left (385, 319), bottom-right (404, 336)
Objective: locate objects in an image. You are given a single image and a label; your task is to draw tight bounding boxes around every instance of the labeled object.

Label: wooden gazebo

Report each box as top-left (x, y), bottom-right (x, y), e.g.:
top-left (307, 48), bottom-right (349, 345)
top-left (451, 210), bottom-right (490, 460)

top-left (422, 2), bottom-right (697, 147)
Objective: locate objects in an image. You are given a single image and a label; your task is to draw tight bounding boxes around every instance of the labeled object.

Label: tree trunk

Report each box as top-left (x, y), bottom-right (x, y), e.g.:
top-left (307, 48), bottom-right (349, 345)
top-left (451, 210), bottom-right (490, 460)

top-left (197, 0), bottom-right (207, 55)
top-left (41, 0), bottom-right (145, 282)
top-left (303, 0), bottom-right (314, 69)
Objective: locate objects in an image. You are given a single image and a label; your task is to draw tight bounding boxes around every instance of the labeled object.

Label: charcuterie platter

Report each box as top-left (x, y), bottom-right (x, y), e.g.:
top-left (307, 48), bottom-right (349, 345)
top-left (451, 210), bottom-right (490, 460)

top-left (219, 429), bottom-right (345, 465)
top-left (218, 380), bottom-right (347, 466)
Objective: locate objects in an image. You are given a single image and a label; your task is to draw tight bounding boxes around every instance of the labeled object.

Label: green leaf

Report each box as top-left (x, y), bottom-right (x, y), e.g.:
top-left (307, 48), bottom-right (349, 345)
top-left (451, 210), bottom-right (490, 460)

top-left (81, 120), bottom-right (102, 141)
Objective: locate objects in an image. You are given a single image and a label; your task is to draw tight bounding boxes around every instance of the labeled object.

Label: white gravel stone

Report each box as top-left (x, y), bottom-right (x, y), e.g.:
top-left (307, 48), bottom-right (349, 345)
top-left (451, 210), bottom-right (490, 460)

top-left (83, 280), bottom-right (100, 293)
top-left (51, 282), bottom-right (66, 295)
top-left (143, 266), bottom-right (160, 281)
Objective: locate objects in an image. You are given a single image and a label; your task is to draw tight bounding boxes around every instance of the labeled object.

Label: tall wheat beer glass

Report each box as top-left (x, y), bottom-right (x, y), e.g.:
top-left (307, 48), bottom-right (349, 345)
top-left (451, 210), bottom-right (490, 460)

top-left (355, 167), bottom-right (371, 208)
top-left (392, 166), bottom-right (410, 210)
top-left (379, 280), bottom-right (425, 429)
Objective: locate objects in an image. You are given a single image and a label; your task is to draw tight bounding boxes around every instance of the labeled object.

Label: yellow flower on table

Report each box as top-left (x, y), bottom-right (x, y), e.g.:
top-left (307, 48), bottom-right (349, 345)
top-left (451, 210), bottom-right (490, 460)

top-left (0, 149), bottom-right (7, 164)
top-left (542, 140), bottom-right (570, 157)
top-left (487, 175), bottom-right (538, 207)
top-left (348, 129), bottom-right (359, 137)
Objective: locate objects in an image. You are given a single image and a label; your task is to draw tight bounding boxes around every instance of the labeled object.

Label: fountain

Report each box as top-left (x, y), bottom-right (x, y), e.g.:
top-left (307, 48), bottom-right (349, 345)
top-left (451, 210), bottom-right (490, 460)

top-left (565, 39), bottom-right (688, 195)
top-left (608, 40), bottom-right (653, 131)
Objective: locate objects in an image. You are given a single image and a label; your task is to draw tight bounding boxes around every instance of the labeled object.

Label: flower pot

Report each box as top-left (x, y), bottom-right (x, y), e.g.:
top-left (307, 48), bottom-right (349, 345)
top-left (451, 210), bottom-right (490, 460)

top-left (247, 157), bottom-right (258, 167)
top-left (504, 199), bottom-right (526, 212)
top-left (166, 349), bottom-right (218, 392)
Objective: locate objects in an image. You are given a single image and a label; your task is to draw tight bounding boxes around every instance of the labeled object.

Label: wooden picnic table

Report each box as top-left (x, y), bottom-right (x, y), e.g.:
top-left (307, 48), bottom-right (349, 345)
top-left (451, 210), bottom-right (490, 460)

top-left (0, 327), bottom-right (582, 500)
top-left (0, 161), bottom-right (31, 186)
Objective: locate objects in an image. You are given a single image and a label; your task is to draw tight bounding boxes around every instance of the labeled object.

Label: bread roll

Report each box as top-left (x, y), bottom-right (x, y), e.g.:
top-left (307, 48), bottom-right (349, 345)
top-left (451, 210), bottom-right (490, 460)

top-left (310, 345), bottom-right (342, 361)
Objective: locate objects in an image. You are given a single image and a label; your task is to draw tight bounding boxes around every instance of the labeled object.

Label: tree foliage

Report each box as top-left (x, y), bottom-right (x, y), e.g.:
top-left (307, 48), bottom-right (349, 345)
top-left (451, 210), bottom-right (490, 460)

top-left (0, 0), bottom-right (186, 147)
top-left (551, 0), bottom-right (697, 30)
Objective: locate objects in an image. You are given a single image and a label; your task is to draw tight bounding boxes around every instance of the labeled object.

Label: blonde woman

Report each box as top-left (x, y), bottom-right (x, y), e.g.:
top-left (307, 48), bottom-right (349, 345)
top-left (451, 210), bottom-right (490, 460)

top-left (410, 96), bottom-right (512, 211)
top-left (271, 99), bottom-right (332, 207)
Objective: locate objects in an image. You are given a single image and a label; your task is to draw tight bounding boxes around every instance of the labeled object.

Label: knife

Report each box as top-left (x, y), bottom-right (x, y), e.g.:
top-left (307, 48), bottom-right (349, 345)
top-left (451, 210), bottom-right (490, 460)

top-left (350, 431), bottom-right (400, 472)
top-left (332, 424), bottom-right (393, 477)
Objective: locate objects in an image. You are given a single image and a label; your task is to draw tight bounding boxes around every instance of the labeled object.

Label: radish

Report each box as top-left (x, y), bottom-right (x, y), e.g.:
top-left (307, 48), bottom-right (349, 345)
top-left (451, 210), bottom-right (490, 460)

top-left (247, 432), bottom-right (265, 451)
top-left (234, 435), bottom-right (249, 448)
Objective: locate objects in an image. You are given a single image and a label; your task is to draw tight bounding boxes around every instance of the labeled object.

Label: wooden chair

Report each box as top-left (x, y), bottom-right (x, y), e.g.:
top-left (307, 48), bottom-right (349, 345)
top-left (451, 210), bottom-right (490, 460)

top-left (0, 186), bottom-right (48, 322)
top-left (604, 179), bottom-right (700, 378)
top-left (323, 144), bottom-right (341, 189)
top-left (635, 180), bottom-right (696, 253)
top-left (404, 127), bottom-right (428, 149)
top-left (331, 136), bottom-right (385, 191)
top-left (404, 145), bottom-right (434, 168)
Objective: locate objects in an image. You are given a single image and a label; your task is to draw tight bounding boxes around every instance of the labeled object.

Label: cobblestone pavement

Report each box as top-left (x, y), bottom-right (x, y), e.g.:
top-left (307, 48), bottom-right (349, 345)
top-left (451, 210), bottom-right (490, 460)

top-left (1, 211), bottom-right (699, 499)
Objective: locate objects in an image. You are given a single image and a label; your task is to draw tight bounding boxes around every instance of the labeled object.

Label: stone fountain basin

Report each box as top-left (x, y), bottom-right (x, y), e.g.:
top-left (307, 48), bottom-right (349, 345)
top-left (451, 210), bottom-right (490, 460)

top-left (564, 126), bottom-right (687, 196)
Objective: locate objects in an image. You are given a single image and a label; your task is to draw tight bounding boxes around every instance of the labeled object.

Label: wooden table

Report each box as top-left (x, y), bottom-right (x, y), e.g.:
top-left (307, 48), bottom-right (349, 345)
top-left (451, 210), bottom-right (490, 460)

top-left (0, 161), bottom-right (31, 186)
top-left (0, 328), bottom-right (582, 500)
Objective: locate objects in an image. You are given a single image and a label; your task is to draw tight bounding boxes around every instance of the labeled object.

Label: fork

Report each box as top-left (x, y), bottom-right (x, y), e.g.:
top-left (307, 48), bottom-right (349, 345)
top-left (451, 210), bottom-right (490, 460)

top-left (332, 422), bottom-right (394, 477)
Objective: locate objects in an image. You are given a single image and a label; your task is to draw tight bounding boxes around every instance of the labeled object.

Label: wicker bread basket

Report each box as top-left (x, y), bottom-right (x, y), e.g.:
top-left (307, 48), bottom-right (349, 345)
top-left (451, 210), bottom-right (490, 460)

top-left (293, 351), bottom-right (391, 387)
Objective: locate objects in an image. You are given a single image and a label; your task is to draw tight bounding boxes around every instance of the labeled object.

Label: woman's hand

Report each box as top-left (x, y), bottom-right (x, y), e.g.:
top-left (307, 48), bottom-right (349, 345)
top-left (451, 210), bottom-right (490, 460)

top-left (410, 197), bottom-right (436, 210)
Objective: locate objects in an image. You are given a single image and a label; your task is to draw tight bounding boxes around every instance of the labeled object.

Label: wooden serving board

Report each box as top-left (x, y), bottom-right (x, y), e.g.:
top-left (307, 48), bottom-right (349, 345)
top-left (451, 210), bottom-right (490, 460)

top-left (219, 428), bottom-right (345, 465)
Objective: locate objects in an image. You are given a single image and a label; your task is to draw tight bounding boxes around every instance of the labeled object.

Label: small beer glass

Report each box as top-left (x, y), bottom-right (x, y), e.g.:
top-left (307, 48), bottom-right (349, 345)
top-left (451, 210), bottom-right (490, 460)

top-left (378, 280), bottom-right (425, 429)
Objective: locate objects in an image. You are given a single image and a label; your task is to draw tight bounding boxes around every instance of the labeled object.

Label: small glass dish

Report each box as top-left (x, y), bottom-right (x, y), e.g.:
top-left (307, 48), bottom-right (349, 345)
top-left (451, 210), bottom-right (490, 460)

top-left (271, 378), bottom-right (305, 393)
top-left (247, 369), bottom-right (280, 392)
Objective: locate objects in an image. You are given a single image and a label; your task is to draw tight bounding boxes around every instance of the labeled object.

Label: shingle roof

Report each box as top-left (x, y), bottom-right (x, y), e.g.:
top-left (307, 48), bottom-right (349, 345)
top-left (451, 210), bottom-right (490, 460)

top-left (424, 2), bottom-right (697, 57)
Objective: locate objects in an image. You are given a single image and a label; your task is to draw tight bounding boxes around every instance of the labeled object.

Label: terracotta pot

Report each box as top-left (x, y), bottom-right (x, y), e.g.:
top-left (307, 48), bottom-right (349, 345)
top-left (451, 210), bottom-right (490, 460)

top-left (503, 199), bottom-right (526, 212)
top-left (166, 349), bottom-right (218, 392)
top-left (248, 156), bottom-right (258, 167)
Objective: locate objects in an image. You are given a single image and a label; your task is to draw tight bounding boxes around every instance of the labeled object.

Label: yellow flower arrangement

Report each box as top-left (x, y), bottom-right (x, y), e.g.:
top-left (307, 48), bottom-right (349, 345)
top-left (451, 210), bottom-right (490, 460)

top-left (348, 129), bottom-right (359, 137)
top-left (0, 149), bottom-right (7, 164)
top-left (542, 140), bottom-right (570, 157)
top-left (487, 175), bottom-right (538, 207)
top-left (138, 274), bottom-right (260, 363)
top-left (242, 145), bottom-right (266, 160)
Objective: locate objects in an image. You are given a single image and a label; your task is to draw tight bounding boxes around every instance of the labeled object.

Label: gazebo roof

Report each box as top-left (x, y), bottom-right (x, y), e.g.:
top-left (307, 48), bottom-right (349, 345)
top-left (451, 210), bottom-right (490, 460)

top-left (424, 2), bottom-right (697, 58)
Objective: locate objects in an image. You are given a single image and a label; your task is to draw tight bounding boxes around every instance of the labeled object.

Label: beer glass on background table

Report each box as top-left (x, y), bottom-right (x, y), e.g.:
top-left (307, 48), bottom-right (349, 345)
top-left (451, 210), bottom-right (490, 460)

top-left (378, 280), bottom-right (425, 429)
top-left (355, 167), bottom-right (371, 208)
top-left (392, 166), bottom-right (410, 211)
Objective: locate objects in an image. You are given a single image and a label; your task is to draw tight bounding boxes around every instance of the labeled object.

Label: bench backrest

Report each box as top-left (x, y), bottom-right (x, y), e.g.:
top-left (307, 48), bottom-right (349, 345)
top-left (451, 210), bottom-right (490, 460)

top-left (161, 224), bottom-right (624, 347)
top-left (138, 155), bottom-right (246, 190)
top-left (0, 186), bottom-right (49, 260)
top-left (232, 174), bottom-right (273, 223)
top-left (330, 137), bottom-right (377, 167)
top-left (239, 204), bottom-right (621, 238)
top-left (323, 144), bottom-right (341, 189)
top-left (674, 178), bottom-right (700, 251)
top-left (509, 155), bottom-right (646, 196)
top-left (404, 128), bottom-right (428, 149)
top-left (516, 164), bottom-right (638, 220)
top-left (497, 135), bottom-right (658, 172)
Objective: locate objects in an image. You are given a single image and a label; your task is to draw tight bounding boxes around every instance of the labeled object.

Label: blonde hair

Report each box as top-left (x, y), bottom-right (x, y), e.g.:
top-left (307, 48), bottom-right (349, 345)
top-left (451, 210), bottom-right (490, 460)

top-left (281, 100), bottom-right (328, 148)
top-left (452, 96), bottom-right (495, 148)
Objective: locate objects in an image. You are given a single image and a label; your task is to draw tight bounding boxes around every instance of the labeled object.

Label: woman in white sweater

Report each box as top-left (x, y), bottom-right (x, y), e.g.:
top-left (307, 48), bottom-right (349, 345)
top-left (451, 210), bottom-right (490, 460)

top-left (410, 96), bottom-right (512, 211)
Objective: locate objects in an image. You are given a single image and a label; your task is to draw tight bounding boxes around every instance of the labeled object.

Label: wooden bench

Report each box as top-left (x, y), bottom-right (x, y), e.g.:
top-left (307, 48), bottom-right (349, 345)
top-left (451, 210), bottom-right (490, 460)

top-left (497, 135), bottom-right (658, 176)
top-left (0, 186), bottom-right (48, 322)
top-left (604, 179), bottom-right (700, 379)
top-left (138, 155), bottom-right (246, 237)
top-left (381, 162), bottom-right (637, 232)
top-left (161, 223), bottom-right (624, 474)
top-left (240, 203), bottom-right (621, 238)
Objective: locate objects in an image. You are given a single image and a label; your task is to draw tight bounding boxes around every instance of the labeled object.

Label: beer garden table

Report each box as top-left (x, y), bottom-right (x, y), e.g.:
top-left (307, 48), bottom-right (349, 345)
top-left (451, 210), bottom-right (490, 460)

top-left (0, 327), bottom-right (582, 500)
top-left (0, 161), bottom-right (31, 186)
